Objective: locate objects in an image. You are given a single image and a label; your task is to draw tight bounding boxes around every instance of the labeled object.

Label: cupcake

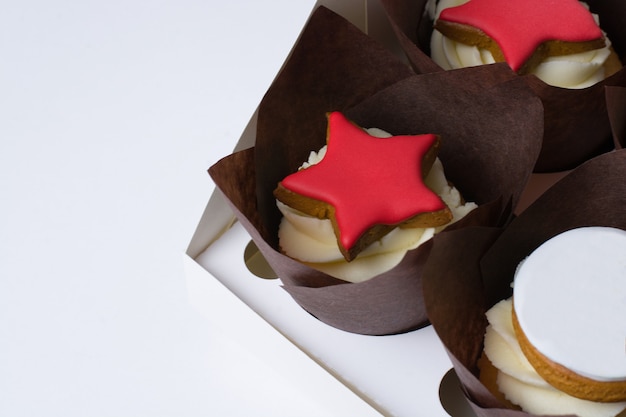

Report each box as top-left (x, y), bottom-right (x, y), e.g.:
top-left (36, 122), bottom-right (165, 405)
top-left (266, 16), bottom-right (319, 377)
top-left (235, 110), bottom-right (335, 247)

top-left (480, 227), bottom-right (626, 416)
top-left (429, 0), bottom-right (621, 89)
top-left (378, 0), bottom-right (626, 172)
top-left (209, 6), bottom-right (543, 335)
top-left (422, 149), bottom-right (626, 416)
top-left (274, 111), bottom-right (476, 283)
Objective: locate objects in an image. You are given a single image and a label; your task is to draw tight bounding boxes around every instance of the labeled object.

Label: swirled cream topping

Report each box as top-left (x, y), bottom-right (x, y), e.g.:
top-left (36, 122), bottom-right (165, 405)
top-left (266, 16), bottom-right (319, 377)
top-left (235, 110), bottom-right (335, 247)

top-left (484, 299), bottom-right (626, 417)
top-left (276, 128), bottom-right (477, 283)
top-left (428, 0), bottom-right (615, 89)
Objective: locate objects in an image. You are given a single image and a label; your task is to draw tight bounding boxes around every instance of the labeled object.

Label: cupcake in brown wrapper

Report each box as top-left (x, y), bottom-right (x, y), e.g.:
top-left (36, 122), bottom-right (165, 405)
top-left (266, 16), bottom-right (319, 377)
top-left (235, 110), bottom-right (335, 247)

top-left (378, 0), bottom-right (626, 172)
top-left (422, 149), bottom-right (626, 416)
top-left (209, 6), bottom-right (543, 335)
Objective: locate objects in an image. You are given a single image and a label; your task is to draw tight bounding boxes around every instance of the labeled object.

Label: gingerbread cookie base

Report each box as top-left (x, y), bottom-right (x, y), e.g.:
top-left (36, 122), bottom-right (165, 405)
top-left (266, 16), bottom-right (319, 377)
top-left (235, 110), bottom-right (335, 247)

top-left (512, 307), bottom-right (626, 403)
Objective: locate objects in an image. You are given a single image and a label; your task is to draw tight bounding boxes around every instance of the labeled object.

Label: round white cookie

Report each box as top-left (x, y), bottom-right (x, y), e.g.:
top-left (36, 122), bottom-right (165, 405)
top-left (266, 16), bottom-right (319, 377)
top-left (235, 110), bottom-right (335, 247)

top-left (512, 226), bottom-right (626, 382)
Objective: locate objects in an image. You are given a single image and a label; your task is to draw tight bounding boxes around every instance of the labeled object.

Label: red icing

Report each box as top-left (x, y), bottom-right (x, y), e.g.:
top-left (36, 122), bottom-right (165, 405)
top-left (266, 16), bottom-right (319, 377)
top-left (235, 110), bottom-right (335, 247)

top-left (281, 112), bottom-right (447, 251)
top-left (438, 0), bottom-right (603, 72)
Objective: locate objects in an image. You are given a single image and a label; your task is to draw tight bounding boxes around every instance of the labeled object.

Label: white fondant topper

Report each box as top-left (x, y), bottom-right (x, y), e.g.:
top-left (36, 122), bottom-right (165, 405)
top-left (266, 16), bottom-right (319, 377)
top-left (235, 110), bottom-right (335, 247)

top-left (513, 226), bottom-right (626, 382)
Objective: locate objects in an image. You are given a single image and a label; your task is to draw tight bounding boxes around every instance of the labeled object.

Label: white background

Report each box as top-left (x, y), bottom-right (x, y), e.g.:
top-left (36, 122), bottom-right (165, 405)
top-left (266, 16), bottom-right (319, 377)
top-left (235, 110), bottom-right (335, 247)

top-left (0, 1), bottom-right (379, 415)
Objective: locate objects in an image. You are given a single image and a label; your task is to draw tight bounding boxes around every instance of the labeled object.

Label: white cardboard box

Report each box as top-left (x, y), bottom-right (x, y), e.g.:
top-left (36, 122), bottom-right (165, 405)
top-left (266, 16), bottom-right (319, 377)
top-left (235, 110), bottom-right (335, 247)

top-left (184, 1), bottom-right (477, 415)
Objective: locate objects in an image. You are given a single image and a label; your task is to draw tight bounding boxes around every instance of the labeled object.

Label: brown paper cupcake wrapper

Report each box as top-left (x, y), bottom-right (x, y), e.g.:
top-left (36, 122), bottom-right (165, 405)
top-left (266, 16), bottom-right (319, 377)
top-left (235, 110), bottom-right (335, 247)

top-left (209, 6), bottom-right (543, 335)
top-left (606, 86), bottom-right (626, 149)
top-left (422, 149), bottom-right (626, 415)
top-left (378, 0), bottom-right (626, 172)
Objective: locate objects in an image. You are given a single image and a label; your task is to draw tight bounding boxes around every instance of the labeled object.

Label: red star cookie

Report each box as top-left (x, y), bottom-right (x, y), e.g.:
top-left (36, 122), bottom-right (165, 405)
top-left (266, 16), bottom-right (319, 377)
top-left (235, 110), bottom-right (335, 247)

top-left (274, 112), bottom-right (452, 261)
top-left (435, 0), bottom-right (605, 73)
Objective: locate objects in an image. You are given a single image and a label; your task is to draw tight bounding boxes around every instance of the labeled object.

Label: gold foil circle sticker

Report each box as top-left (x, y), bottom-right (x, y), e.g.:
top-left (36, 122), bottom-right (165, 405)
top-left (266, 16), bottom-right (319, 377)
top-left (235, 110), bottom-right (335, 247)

top-left (439, 368), bottom-right (476, 416)
top-left (243, 240), bottom-right (277, 279)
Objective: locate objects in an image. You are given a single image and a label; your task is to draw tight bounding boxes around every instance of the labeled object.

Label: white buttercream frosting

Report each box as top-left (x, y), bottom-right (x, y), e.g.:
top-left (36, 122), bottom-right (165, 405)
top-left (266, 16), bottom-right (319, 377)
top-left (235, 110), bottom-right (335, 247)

top-left (484, 299), bottom-right (626, 417)
top-left (276, 128), bottom-right (477, 283)
top-left (513, 226), bottom-right (626, 382)
top-left (428, 0), bottom-right (614, 89)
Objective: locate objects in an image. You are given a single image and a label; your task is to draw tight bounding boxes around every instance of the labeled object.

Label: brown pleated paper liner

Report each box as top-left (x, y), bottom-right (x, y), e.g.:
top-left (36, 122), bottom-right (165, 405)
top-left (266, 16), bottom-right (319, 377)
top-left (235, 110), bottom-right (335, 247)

top-left (254, 6), bottom-right (416, 242)
top-left (378, 0), bottom-right (626, 172)
top-left (606, 86), bottom-right (626, 149)
top-left (209, 6), bottom-right (544, 335)
top-left (422, 149), bottom-right (626, 416)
